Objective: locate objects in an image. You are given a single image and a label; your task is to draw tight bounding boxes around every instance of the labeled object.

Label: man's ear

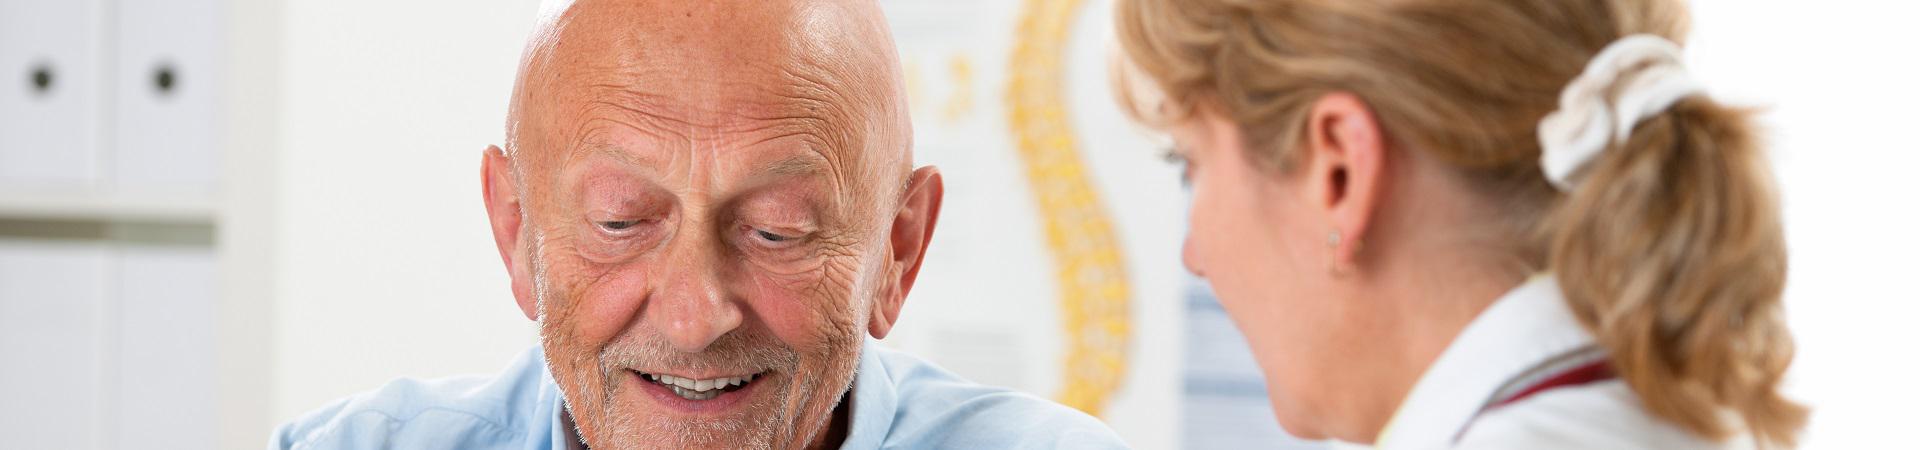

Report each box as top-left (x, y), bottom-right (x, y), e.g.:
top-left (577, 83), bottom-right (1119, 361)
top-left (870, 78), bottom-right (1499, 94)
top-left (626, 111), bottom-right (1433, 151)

top-left (869, 166), bottom-right (943, 339)
top-left (482, 146), bottom-right (539, 321)
top-left (1303, 93), bottom-right (1387, 272)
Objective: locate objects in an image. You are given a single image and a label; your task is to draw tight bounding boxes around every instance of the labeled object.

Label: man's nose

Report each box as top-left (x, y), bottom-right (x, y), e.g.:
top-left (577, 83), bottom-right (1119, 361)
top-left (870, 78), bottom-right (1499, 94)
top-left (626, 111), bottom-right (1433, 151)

top-left (648, 235), bottom-right (743, 353)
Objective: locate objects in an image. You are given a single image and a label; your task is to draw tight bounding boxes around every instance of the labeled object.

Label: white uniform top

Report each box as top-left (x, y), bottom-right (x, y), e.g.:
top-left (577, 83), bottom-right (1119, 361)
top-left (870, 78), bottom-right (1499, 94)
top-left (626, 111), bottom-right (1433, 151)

top-left (1371, 276), bottom-right (1753, 450)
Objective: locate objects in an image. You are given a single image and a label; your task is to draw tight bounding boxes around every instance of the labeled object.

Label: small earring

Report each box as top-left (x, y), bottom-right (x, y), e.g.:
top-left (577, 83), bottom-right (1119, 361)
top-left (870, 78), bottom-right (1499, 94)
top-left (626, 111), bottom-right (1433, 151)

top-left (1325, 230), bottom-right (1342, 275)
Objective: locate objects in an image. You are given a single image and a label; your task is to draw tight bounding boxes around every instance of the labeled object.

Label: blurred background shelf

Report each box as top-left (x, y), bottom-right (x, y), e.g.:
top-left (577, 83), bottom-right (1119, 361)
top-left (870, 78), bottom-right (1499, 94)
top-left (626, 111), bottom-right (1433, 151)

top-left (0, 192), bottom-right (216, 226)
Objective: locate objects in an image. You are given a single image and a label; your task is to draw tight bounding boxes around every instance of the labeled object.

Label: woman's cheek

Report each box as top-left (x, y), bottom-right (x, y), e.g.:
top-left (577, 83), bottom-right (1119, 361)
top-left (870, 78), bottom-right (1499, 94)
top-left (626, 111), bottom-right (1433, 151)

top-left (1188, 187), bottom-right (1226, 273)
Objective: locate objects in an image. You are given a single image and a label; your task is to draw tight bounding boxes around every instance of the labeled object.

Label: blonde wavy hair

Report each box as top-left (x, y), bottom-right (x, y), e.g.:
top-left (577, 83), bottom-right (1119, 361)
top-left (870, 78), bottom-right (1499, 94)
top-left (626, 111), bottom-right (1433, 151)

top-left (1113, 0), bottom-right (1806, 446)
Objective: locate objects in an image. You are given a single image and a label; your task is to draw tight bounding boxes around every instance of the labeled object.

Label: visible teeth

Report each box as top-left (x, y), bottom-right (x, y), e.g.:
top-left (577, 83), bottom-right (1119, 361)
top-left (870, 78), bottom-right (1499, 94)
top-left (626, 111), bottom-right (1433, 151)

top-left (646, 372), bottom-right (759, 400)
top-left (669, 385), bottom-right (716, 400)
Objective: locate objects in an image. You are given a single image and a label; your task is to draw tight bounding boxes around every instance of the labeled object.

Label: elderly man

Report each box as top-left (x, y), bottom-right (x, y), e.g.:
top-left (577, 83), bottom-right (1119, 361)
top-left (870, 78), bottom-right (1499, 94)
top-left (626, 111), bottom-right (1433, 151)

top-left (270, 0), bottom-right (1125, 449)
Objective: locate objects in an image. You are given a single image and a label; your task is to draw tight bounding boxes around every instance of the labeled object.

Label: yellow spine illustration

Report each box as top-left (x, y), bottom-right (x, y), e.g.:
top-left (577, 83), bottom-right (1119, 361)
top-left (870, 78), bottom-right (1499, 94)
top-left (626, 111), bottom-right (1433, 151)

top-left (1005, 0), bottom-right (1132, 416)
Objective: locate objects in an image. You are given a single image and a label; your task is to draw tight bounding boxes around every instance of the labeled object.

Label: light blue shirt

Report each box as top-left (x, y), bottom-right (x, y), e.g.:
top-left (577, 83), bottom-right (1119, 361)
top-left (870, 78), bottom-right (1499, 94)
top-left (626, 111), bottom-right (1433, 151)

top-left (271, 338), bottom-right (1128, 449)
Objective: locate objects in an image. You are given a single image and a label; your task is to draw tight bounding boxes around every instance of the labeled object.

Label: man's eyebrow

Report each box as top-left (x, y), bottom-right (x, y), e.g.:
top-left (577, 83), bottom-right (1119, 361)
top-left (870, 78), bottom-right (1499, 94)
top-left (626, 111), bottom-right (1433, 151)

top-left (581, 141), bottom-right (659, 170)
top-left (761, 152), bottom-right (830, 177)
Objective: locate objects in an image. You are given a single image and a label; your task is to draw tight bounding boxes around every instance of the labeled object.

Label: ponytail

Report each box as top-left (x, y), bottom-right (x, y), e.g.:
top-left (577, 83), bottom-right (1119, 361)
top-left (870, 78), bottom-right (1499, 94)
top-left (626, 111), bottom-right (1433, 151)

top-left (1548, 96), bottom-right (1807, 447)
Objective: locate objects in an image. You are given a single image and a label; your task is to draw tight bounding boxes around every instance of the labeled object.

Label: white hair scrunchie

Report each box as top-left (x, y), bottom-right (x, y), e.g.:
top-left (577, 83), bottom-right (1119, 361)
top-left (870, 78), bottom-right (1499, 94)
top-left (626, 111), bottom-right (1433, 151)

top-left (1537, 34), bottom-right (1705, 191)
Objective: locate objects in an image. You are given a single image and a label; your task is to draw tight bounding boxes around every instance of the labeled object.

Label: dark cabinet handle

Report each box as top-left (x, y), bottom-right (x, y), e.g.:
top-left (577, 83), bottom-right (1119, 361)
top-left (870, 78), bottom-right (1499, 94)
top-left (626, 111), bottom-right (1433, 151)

top-left (29, 61), bottom-right (54, 96)
top-left (153, 61), bottom-right (177, 96)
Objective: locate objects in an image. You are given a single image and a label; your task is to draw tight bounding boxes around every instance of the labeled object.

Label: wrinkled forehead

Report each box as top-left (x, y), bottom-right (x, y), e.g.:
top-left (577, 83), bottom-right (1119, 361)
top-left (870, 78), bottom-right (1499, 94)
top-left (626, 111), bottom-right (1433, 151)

top-left (513, 0), bottom-right (902, 179)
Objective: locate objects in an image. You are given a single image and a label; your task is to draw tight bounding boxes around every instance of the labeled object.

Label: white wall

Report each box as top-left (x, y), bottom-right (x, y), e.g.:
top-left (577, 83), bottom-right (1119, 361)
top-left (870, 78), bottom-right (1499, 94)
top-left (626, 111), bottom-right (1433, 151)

top-left (1688, 1), bottom-right (1920, 448)
top-left (268, 0), bottom-right (545, 422)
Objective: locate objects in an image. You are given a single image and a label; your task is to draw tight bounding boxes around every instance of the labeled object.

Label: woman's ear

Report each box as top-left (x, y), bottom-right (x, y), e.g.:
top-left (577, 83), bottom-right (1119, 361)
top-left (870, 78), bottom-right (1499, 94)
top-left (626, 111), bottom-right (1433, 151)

top-left (1303, 93), bottom-right (1387, 272)
top-left (482, 146), bottom-right (539, 321)
top-left (869, 166), bottom-right (944, 339)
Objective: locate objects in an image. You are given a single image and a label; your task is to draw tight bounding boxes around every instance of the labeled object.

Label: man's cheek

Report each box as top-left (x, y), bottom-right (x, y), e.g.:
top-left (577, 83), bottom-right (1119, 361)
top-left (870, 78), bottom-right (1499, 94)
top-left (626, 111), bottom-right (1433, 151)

top-left (744, 265), bottom-right (848, 347)
top-left (561, 263), bottom-right (652, 344)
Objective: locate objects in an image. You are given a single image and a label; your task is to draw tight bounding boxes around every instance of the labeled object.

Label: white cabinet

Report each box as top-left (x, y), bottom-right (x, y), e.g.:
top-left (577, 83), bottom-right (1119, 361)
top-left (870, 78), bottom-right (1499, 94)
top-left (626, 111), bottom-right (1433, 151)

top-left (0, 241), bottom-right (112, 449)
top-left (113, 245), bottom-right (218, 450)
top-left (2, 0), bottom-right (226, 195)
top-left (111, 0), bottom-right (225, 194)
top-left (2, 1), bottom-right (235, 448)
top-left (0, 242), bottom-right (220, 450)
top-left (0, 0), bottom-right (104, 189)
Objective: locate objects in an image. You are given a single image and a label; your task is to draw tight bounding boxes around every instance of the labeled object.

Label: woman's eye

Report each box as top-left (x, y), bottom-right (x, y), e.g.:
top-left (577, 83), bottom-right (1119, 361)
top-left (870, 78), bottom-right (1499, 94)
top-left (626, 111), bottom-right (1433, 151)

top-left (1160, 146), bottom-right (1183, 165)
top-left (1162, 147), bottom-right (1193, 186)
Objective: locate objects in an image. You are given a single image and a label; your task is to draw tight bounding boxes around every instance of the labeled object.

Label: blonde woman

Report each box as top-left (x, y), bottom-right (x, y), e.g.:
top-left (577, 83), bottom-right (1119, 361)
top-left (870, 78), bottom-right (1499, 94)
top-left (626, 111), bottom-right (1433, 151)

top-left (1111, 0), bottom-right (1805, 448)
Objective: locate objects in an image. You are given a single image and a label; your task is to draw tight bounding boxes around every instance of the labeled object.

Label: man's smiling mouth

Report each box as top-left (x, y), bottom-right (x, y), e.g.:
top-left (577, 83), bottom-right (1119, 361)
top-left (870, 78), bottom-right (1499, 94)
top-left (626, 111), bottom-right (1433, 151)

top-left (638, 372), bottom-right (762, 401)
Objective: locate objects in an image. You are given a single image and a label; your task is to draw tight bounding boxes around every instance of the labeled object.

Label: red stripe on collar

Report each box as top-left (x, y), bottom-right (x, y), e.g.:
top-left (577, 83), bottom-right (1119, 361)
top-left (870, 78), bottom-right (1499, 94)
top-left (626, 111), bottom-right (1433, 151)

top-left (1452, 359), bottom-right (1617, 443)
top-left (1488, 360), bottom-right (1615, 410)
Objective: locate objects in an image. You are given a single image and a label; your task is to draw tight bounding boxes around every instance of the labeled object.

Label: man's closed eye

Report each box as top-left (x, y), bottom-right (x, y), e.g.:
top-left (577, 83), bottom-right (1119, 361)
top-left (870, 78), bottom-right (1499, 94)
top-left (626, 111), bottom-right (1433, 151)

top-left (598, 220), bottom-right (644, 233)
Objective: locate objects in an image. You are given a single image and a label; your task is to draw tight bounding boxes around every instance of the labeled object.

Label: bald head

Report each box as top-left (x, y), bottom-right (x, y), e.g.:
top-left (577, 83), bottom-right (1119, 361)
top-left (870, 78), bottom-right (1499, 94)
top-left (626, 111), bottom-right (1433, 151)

top-left (478, 2), bottom-right (943, 448)
top-left (505, 0), bottom-right (911, 196)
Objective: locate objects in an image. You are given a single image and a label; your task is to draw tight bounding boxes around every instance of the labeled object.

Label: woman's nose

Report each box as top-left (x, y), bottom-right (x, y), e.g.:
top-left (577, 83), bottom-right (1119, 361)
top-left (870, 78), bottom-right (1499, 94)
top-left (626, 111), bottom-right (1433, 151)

top-left (1182, 233), bottom-right (1204, 278)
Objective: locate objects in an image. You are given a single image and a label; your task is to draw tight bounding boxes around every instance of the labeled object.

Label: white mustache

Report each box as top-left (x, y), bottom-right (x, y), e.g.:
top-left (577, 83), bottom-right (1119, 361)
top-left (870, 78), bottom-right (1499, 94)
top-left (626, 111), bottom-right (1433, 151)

top-left (597, 329), bottom-right (801, 378)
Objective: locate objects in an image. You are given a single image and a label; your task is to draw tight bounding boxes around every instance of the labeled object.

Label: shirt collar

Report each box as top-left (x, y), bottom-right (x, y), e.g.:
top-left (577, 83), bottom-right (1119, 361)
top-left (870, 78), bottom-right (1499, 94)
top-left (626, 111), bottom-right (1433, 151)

top-left (550, 400), bottom-right (584, 450)
top-left (838, 337), bottom-right (898, 450)
top-left (544, 337), bottom-right (898, 450)
top-left (1373, 275), bottom-right (1597, 449)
